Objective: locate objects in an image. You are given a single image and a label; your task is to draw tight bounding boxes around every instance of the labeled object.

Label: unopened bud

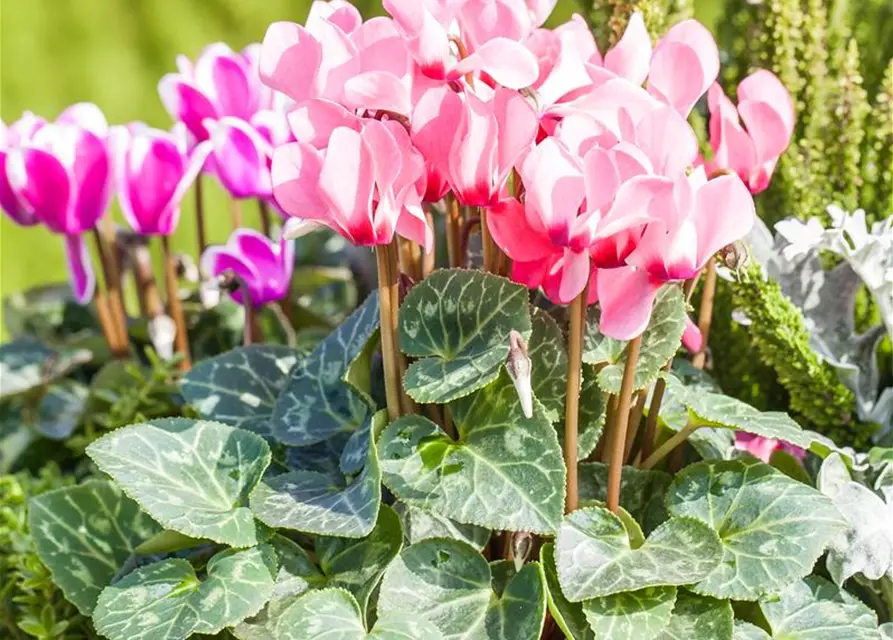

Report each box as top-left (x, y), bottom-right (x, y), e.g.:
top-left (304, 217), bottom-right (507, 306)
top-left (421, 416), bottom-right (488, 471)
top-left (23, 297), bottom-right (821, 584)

top-left (512, 532), bottom-right (533, 572)
top-left (505, 330), bottom-right (533, 419)
top-left (148, 314), bottom-right (177, 361)
top-left (174, 253), bottom-right (199, 283)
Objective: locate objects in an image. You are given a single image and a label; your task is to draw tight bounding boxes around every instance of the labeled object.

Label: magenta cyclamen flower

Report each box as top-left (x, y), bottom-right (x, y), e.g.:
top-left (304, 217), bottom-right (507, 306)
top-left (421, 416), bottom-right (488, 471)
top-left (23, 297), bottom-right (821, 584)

top-left (707, 70), bottom-right (795, 194)
top-left (5, 104), bottom-right (113, 303)
top-left (111, 124), bottom-right (211, 236)
top-left (204, 117), bottom-right (275, 200)
top-left (1, 112), bottom-right (46, 226)
top-left (159, 43), bottom-right (267, 141)
top-left (201, 229), bottom-right (294, 307)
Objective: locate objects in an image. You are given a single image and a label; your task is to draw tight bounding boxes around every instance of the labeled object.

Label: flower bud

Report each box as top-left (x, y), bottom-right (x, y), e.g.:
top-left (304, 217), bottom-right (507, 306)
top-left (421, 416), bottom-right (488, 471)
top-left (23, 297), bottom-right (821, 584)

top-left (505, 330), bottom-right (533, 419)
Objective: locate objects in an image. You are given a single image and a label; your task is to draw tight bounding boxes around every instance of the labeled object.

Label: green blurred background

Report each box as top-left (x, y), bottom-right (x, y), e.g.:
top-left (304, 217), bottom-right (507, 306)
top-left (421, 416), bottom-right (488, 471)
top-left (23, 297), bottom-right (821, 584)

top-left (0, 0), bottom-right (718, 331)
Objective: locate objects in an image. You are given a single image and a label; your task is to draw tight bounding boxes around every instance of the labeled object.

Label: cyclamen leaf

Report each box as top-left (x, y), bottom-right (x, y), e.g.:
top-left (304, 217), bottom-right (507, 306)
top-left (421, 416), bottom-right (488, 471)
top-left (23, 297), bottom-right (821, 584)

top-left (28, 480), bottom-right (161, 615)
top-left (276, 588), bottom-right (444, 640)
top-left (399, 269), bottom-right (532, 403)
top-left (758, 576), bottom-right (878, 639)
top-left (578, 463), bottom-right (672, 535)
top-left (11, 379), bottom-right (89, 441)
top-left (394, 502), bottom-right (490, 551)
top-left (528, 307), bottom-right (568, 422)
top-left (181, 345), bottom-right (299, 437)
top-left (378, 538), bottom-right (546, 640)
top-left (86, 418), bottom-right (270, 547)
top-left (250, 410), bottom-right (384, 538)
top-left (654, 591), bottom-right (733, 640)
top-left (587, 287), bottom-right (687, 393)
top-left (379, 373), bottom-right (565, 534)
top-left (733, 622), bottom-right (771, 640)
top-left (556, 506), bottom-right (723, 601)
top-left (0, 337), bottom-right (90, 400)
top-left (541, 543), bottom-right (594, 640)
top-left (817, 453), bottom-right (893, 584)
top-left (568, 366), bottom-right (607, 461)
top-left (667, 460), bottom-right (847, 600)
top-left (583, 586), bottom-right (677, 640)
top-left (273, 292), bottom-right (379, 446)
top-left (93, 545), bottom-right (277, 640)
top-left (665, 375), bottom-right (848, 460)
top-left (880, 623), bottom-right (893, 639)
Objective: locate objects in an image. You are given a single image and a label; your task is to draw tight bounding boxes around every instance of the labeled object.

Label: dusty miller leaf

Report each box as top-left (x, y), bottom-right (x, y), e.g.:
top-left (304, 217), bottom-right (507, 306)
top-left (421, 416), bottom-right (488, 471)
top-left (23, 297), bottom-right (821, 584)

top-left (379, 372), bottom-right (565, 534)
top-left (398, 269), bottom-right (532, 404)
top-left (273, 292), bottom-right (379, 446)
top-left (556, 506), bottom-right (723, 601)
top-left (667, 460), bottom-right (847, 600)
top-left (378, 538), bottom-right (546, 640)
top-left (181, 345), bottom-right (299, 437)
top-left (817, 453), bottom-right (893, 583)
top-left (28, 480), bottom-right (161, 615)
top-left (93, 545), bottom-right (277, 640)
top-left (86, 418), bottom-right (270, 547)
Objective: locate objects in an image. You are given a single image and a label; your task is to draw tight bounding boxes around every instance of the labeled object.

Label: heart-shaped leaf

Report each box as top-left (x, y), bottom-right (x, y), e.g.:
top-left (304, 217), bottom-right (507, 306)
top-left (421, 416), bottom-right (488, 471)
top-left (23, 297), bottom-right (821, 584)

top-left (556, 506), bottom-right (723, 601)
top-left (667, 460), bottom-right (847, 600)
top-left (0, 337), bottom-right (90, 401)
top-left (181, 345), bottom-right (299, 437)
top-left (578, 463), bottom-right (672, 535)
top-left (394, 502), bottom-right (490, 551)
top-left (585, 287), bottom-right (686, 393)
top-left (541, 543), bottom-right (594, 640)
top-left (234, 506), bottom-right (402, 639)
top-left (86, 418), bottom-right (271, 547)
top-left (528, 307), bottom-right (568, 422)
top-left (275, 587), bottom-right (444, 640)
top-left (817, 453), bottom-right (893, 584)
top-left (665, 376), bottom-right (848, 460)
top-left (379, 373), bottom-right (565, 534)
top-left (250, 411), bottom-right (384, 537)
top-left (583, 586), bottom-right (677, 640)
top-left (93, 545), bottom-right (277, 640)
top-left (398, 269), bottom-right (531, 403)
top-left (378, 538), bottom-right (546, 640)
top-left (756, 576), bottom-right (878, 639)
top-left (655, 591), bottom-right (733, 640)
top-left (273, 293), bottom-right (379, 446)
top-left (563, 366), bottom-right (607, 461)
top-left (28, 480), bottom-right (161, 615)
top-left (733, 622), bottom-right (771, 639)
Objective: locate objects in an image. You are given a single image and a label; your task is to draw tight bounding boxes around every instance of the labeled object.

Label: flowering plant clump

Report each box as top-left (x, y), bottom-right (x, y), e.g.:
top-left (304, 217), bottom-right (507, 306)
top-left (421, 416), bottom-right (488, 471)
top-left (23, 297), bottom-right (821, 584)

top-left (1, 1), bottom-right (892, 639)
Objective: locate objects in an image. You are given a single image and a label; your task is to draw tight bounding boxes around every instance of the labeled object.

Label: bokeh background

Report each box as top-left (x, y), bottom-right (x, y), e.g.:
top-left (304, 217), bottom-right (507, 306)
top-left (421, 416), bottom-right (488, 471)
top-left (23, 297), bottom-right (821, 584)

top-left (0, 0), bottom-right (720, 331)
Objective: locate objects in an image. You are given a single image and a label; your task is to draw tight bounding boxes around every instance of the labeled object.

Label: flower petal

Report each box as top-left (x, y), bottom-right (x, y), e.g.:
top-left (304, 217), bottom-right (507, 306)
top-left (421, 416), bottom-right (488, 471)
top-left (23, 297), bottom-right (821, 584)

top-left (64, 233), bottom-right (96, 304)
top-left (487, 197), bottom-right (554, 261)
top-left (260, 22), bottom-right (322, 104)
top-left (603, 12), bottom-right (651, 85)
top-left (596, 266), bottom-right (663, 340)
top-left (691, 174), bottom-right (755, 268)
top-left (271, 141), bottom-right (328, 220)
top-left (451, 37), bottom-right (540, 89)
top-left (6, 146), bottom-right (74, 234)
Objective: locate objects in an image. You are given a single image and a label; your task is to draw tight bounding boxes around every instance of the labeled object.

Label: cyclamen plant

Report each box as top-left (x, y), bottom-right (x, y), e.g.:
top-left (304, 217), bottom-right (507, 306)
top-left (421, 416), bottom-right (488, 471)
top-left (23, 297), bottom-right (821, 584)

top-left (2, 1), bottom-right (892, 639)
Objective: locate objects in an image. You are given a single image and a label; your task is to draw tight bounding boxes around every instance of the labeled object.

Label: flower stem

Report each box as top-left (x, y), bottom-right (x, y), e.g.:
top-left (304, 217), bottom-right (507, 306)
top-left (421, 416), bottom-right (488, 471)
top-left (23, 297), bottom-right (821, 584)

top-left (231, 199), bottom-right (243, 230)
top-left (479, 207), bottom-right (496, 272)
top-left (640, 423), bottom-right (699, 470)
top-left (564, 284), bottom-right (588, 513)
top-left (606, 335), bottom-right (642, 514)
top-left (269, 302), bottom-right (296, 347)
top-left (160, 236), bottom-right (191, 371)
top-left (92, 289), bottom-right (119, 356)
top-left (692, 260), bottom-right (717, 369)
top-left (258, 200), bottom-right (272, 237)
top-left (376, 240), bottom-right (405, 421)
top-left (91, 226), bottom-right (128, 356)
top-left (623, 389), bottom-right (648, 463)
top-left (639, 374), bottom-right (668, 463)
top-left (423, 210), bottom-right (436, 278)
top-left (130, 239), bottom-right (163, 319)
top-left (446, 194), bottom-right (463, 268)
top-left (195, 174), bottom-right (207, 255)
top-left (398, 236), bottom-right (422, 281)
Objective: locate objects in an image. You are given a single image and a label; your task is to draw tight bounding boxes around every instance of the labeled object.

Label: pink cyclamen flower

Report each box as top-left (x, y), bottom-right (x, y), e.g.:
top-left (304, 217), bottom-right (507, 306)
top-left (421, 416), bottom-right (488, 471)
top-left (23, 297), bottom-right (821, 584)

top-left (648, 19), bottom-right (719, 117)
top-left (597, 169), bottom-right (756, 339)
top-left (707, 70), bottom-right (795, 194)
top-left (487, 137), bottom-right (659, 304)
top-left (111, 124), bottom-right (212, 236)
top-left (159, 43), bottom-right (265, 141)
top-left (201, 229), bottom-right (295, 307)
top-left (204, 117), bottom-right (274, 199)
top-left (5, 104), bottom-right (113, 303)
top-left (1, 112), bottom-right (47, 226)
top-left (383, 0), bottom-right (540, 89)
top-left (272, 118), bottom-right (433, 250)
top-left (735, 432), bottom-right (806, 463)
